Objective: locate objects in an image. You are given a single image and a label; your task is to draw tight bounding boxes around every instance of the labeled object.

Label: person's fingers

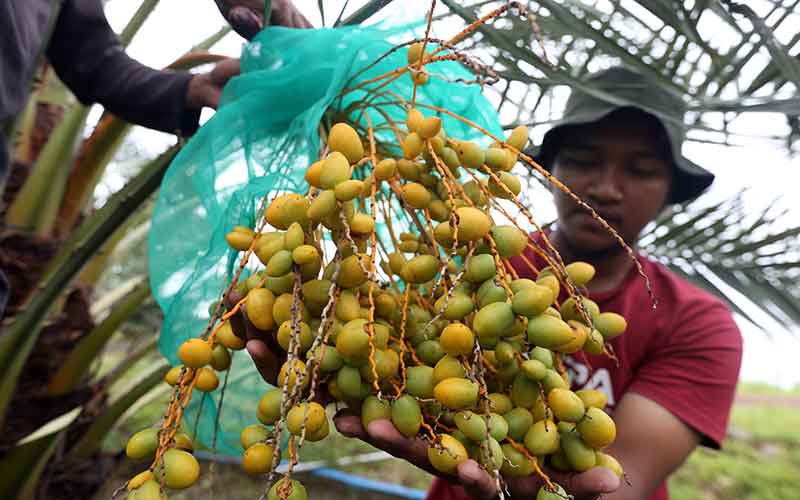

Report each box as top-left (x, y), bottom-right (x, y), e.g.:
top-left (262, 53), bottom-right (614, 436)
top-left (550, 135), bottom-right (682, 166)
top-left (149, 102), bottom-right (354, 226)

top-left (503, 473), bottom-right (542, 498)
top-left (192, 58), bottom-right (239, 110)
top-left (332, 412), bottom-right (368, 440)
top-left (235, 303), bottom-right (282, 352)
top-left (226, 5), bottom-right (263, 39)
top-left (333, 413), bottom-right (512, 498)
top-left (204, 88), bottom-right (222, 110)
top-left (227, 291), bottom-right (288, 384)
top-left (456, 459), bottom-right (498, 500)
top-left (501, 464), bottom-right (619, 499)
top-left (246, 339), bottom-right (280, 384)
top-left (228, 308), bottom-right (248, 341)
top-left (184, 58), bottom-right (240, 111)
top-left (225, 290), bottom-right (248, 339)
top-left (333, 414), bottom-right (423, 463)
top-left (225, 289), bottom-right (244, 307)
top-left (254, 325), bottom-right (284, 358)
top-left (558, 466), bottom-right (620, 498)
top-left (366, 419), bottom-right (430, 464)
top-left (211, 58), bottom-right (241, 84)
top-left (235, 304), bottom-right (256, 341)
top-left (309, 387), bottom-right (334, 407)
top-left (270, 0), bottom-right (313, 28)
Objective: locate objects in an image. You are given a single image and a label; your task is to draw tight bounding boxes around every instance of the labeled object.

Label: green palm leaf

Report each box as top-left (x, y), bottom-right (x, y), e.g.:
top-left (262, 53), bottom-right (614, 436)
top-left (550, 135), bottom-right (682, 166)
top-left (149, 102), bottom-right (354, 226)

top-left (640, 192), bottom-right (800, 328)
top-left (430, 1), bottom-right (799, 329)
top-left (439, 1), bottom-right (799, 150)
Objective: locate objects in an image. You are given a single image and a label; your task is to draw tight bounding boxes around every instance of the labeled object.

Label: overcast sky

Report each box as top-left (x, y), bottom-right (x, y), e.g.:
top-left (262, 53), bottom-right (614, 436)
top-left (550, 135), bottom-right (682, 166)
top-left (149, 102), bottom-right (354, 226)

top-left (103, 0), bottom-right (800, 387)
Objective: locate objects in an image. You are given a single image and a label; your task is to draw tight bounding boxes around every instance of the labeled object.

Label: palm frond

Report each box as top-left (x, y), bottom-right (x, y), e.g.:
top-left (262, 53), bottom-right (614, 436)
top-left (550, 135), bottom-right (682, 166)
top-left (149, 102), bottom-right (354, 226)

top-left (438, 0), bottom-right (799, 151)
top-left (641, 191), bottom-right (800, 330)
top-left (429, 1), bottom-right (800, 330)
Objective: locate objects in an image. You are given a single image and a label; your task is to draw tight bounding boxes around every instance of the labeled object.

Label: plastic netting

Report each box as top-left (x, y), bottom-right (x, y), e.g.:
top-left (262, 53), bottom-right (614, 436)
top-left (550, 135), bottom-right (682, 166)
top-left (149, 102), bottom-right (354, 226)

top-left (149, 23), bottom-right (503, 456)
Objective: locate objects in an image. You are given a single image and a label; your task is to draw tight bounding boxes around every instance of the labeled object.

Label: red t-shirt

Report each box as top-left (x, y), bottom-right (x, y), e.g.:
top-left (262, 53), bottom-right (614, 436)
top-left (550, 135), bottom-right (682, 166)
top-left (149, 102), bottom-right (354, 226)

top-left (428, 240), bottom-right (743, 500)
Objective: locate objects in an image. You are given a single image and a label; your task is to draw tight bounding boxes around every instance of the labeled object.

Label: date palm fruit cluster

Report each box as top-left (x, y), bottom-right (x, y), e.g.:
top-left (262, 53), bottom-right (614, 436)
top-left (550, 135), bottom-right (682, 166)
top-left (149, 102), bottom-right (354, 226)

top-left (123, 42), bottom-right (628, 500)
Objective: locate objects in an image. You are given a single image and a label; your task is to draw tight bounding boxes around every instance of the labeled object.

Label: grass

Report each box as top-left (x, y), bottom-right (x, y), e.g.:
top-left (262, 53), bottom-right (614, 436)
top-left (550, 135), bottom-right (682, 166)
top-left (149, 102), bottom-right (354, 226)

top-left (669, 440), bottom-right (800, 500)
top-left (96, 381), bottom-right (799, 499)
top-left (735, 381), bottom-right (800, 397)
top-left (668, 383), bottom-right (800, 500)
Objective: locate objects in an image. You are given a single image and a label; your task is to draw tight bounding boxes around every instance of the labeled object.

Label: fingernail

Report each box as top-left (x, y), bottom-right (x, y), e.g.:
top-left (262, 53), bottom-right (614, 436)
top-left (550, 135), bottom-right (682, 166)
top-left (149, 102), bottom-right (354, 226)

top-left (599, 473), bottom-right (620, 492)
top-left (245, 339), bottom-right (262, 355)
top-left (334, 419), bottom-right (358, 437)
top-left (366, 419), bottom-right (385, 437)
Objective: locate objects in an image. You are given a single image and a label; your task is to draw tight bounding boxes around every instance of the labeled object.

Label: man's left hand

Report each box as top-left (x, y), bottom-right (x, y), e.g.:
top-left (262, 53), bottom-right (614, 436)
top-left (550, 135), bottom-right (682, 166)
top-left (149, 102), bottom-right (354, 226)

top-left (186, 58), bottom-right (241, 110)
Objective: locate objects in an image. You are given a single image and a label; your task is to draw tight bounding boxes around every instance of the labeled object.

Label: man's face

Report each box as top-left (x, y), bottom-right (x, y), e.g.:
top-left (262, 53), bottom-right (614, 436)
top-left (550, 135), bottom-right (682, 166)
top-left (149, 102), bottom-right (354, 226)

top-left (550, 113), bottom-right (673, 255)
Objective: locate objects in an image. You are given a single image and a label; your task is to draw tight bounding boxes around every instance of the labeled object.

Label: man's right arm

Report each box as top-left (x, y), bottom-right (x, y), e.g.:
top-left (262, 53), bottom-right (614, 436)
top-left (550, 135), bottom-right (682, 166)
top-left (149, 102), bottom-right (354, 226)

top-left (603, 393), bottom-right (701, 499)
top-left (607, 293), bottom-right (743, 498)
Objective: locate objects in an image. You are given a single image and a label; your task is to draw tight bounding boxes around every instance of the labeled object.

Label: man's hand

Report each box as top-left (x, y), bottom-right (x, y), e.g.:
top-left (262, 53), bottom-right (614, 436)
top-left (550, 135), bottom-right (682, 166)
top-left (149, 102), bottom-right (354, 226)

top-left (186, 58), bottom-right (240, 110)
top-left (227, 289), bottom-right (338, 405)
top-left (225, 290), bottom-right (285, 384)
top-left (216, 0), bottom-right (313, 39)
top-left (333, 413), bottom-right (620, 500)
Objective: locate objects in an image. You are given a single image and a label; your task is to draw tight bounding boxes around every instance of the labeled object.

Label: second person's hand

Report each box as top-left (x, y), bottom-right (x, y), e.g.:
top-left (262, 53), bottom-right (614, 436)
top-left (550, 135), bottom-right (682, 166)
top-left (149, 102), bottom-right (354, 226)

top-left (216, 0), bottom-right (313, 40)
top-left (186, 58), bottom-right (241, 111)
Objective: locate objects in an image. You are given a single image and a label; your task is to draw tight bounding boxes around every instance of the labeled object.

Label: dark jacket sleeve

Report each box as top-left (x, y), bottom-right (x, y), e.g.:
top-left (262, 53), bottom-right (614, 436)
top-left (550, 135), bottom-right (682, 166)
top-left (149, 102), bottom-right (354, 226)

top-left (46, 0), bottom-right (200, 136)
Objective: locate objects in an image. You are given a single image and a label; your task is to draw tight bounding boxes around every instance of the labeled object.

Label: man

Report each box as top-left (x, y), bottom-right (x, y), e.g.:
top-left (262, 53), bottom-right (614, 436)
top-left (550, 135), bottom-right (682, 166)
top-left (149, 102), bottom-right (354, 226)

top-left (0, 0), bottom-right (310, 316)
top-left (243, 67), bottom-right (744, 499)
top-left (335, 67), bottom-right (743, 500)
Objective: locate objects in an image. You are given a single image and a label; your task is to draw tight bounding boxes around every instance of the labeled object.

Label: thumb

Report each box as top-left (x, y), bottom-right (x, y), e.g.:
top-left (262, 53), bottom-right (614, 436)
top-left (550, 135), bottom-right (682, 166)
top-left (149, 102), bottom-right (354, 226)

top-left (456, 459), bottom-right (498, 500)
top-left (211, 58), bottom-right (241, 85)
top-left (246, 338), bottom-right (280, 385)
top-left (561, 466), bottom-right (620, 499)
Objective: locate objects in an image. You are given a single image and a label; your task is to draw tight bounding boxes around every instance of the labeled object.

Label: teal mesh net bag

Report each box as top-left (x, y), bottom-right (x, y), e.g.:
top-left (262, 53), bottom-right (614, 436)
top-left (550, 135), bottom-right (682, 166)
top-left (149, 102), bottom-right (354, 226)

top-left (149, 23), bottom-right (503, 455)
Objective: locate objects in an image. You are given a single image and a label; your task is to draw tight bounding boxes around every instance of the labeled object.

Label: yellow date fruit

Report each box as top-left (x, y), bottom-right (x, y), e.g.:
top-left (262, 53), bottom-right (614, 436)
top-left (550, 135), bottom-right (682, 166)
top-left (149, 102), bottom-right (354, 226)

top-left (524, 419), bottom-right (560, 456)
top-left (548, 388), bottom-right (586, 423)
top-left (240, 424), bottom-right (270, 450)
top-left (362, 395), bottom-right (392, 430)
top-left (439, 322), bottom-right (475, 357)
top-left (160, 449), bottom-right (200, 489)
top-left (242, 442), bottom-right (276, 475)
top-left (392, 394), bottom-right (423, 438)
top-left (126, 428), bottom-right (158, 460)
top-left (526, 314), bottom-right (574, 349)
top-left (427, 434), bottom-right (468, 474)
top-left (454, 207), bottom-right (490, 242)
top-left (178, 339), bottom-right (212, 369)
top-left (406, 365), bottom-right (436, 398)
top-left (329, 122), bottom-right (364, 164)
top-left (268, 478), bottom-right (307, 500)
top-left (595, 312), bottom-right (627, 340)
top-left (246, 288), bottom-right (276, 331)
top-left (561, 430), bottom-right (597, 472)
top-left (577, 407), bottom-right (616, 449)
top-left (286, 402), bottom-right (326, 436)
top-left (434, 378), bottom-right (479, 410)
top-left (319, 151), bottom-right (351, 189)
top-left (454, 411), bottom-right (488, 441)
